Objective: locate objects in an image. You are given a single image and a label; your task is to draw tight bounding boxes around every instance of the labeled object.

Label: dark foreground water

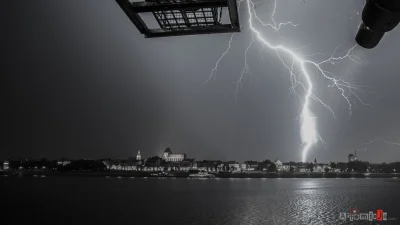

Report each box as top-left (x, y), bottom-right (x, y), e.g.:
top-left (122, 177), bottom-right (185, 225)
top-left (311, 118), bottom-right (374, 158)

top-left (1, 176), bottom-right (400, 225)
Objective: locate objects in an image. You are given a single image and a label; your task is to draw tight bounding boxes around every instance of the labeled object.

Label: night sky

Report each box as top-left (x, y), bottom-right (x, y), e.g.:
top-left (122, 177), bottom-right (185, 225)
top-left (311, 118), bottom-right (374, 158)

top-left (3, 0), bottom-right (400, 162)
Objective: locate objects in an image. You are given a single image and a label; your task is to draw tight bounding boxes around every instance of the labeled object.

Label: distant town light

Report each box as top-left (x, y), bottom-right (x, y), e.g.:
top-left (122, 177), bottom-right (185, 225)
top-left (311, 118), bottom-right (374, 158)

top-left (3, 161), bottom-right (9, 170)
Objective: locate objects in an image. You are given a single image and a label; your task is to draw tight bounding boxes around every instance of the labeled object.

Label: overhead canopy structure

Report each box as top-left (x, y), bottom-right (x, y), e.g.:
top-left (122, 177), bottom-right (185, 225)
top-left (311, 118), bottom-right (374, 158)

top-left (115, 0), bottom-right (240, 38)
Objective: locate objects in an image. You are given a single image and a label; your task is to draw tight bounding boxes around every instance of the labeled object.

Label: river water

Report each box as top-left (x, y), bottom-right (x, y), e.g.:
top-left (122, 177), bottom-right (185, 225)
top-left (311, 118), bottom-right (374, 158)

top-left (1, 176), bottom-right (399, 225)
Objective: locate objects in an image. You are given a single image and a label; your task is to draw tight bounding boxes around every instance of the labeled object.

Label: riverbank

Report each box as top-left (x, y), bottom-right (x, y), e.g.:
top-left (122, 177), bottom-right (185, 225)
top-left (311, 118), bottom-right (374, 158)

top-left (216, 172), bottom-right (400, 178)
top-left (1, 170), bottom-right (400, 178)
top-left (0, 171), bottom-right (188, 178)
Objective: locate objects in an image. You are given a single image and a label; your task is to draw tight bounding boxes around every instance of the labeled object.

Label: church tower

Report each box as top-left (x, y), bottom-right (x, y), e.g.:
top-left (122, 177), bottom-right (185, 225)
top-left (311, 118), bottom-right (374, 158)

top-left (164, 147), bottom-right (172, 159)
top-left (136, 150), bottom-right (141, 160)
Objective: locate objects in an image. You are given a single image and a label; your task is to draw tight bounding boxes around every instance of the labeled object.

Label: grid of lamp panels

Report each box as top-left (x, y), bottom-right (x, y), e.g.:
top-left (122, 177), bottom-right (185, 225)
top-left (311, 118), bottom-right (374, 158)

top-left (153, 7), bottom-right (219, 30)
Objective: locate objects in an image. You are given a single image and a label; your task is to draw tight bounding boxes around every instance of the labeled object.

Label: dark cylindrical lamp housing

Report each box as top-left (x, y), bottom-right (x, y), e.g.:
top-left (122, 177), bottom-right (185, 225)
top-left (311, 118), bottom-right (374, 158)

top-left (355, 0), bottom-right (400, 49)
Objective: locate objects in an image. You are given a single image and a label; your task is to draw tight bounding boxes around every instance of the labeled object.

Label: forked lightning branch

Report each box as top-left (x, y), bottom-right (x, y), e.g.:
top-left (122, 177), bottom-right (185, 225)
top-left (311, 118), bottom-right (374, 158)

top-left (208, 0), bottom-right (368, 162)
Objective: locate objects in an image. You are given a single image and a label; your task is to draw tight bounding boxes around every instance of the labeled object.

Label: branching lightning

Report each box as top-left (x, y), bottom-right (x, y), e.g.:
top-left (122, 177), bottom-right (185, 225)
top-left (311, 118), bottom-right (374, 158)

top-left (366, 138), bottom-right (400, 146)
top-left (234, 33), bottom-right (254, 107)
top-left (207, 0), bottom-right (368, 162)
top-left (355, 148), bottom-right (368, 153)
top-left (205, 33), bottom-right (236, 84)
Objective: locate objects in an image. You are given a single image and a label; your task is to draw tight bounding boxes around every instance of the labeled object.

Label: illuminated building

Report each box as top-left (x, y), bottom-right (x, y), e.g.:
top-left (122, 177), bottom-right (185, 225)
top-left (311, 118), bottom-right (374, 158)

top-left (240, 163), bottom-right (247, 171)
top-left (281, 163), bottom-right (292, 172)
top-left (244, 161), bottom-right (258, 171)
top-left (228, 161), bottom-right (240, 172)
top-left (163, 148), bottom-right (186, 162)
top-left (348, 150), bottom-right (358, 162)
top-left (313, 163), bottom-right (329, 172)
top-left (57, 160), bottom-right (71, 166)
top-left (274, 160), bottom-right (283, 171)
top-left (136, 150), bottom-right (141, 160)
top-left (295, 164), bottom-right (307, 173)
top-left (195, 160), bottom-right (221, 172)
top-left (3, 161), bottom-right (9, 170)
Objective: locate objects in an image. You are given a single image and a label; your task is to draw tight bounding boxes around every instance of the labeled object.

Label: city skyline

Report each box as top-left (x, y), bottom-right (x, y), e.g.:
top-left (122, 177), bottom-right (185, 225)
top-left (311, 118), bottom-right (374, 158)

top-left (3, 147), bottom-right (399, 175)
top-left (1, 147), bottom-right (397, 164)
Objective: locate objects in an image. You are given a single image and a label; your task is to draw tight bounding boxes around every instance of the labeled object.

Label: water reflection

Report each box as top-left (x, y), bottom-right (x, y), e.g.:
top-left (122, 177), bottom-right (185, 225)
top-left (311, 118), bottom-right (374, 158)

top-left (2, 177), bottom-right (399, 225)
top-left (228, 179), bottom-right (397, 225)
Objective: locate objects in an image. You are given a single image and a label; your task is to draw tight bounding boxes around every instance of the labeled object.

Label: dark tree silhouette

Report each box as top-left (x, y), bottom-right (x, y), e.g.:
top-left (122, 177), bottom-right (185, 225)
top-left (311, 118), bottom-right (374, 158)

top-left (268, 163), bottom-right (277, 172)
top-left (307, 163), bottom-right (314, 172)
top-left (62, 160), bottom-right (106, 172)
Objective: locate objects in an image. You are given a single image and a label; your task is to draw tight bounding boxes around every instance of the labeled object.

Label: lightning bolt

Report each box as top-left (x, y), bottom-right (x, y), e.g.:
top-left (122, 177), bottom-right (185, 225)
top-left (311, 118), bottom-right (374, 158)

top-left (234, 33), bottom-right (254, 107)
top-left (208, 0), bottom-right (367, 162)
top-left (205, 33), bottom-right (236, 84)
top-left (357, 148), bottom-right (368, 152)
top-left (353, 148), bottom-right (368, 155)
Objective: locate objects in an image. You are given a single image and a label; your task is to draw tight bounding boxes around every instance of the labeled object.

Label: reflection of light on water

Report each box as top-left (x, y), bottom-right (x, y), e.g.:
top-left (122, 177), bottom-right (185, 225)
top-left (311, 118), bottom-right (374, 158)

top-left (130, 177), bottom-right (134, 179)
top-left (350, 178), bottom-right (356, 179)
top-left (301, 179), bottom-right (318, 187)
top-left (336, 178), bottom-right (341, 179)
top-left (33, 175), bottom-right (38, 177)
top-left (365, 177), bottom-right (370, 179)
top-left (41, 175), bottom-right (46, 178)
top-left (105, 176), bottom-right (110, 178)
top-left (143, 177), bottom-right (148, 179)
top-left (228, 176), bottom-right (395, 225)
top-left (261, 178), bottom-right (267, 180)
top-left (277, 178), bottom-right (282, 179)
top-left (365, 173), bottom-right (370, 176)
top-left (393, 177), bottom-right (398, 179)
top-left (117, 176), bottom-right (122, 179)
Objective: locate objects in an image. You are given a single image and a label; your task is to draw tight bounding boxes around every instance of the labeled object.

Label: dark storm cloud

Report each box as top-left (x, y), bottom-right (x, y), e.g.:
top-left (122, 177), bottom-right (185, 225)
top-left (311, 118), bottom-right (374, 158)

top-left (2, 0), bottom-right (169, 159)
top-left (3, 0), bottom-right (400, 162)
